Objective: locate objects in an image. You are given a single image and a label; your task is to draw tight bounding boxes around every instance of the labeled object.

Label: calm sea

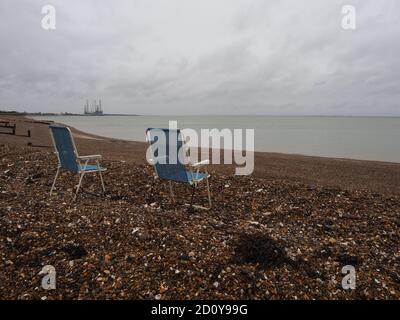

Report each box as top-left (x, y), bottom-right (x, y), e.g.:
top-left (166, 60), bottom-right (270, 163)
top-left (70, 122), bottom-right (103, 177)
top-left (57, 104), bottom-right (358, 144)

top-left (34, 115), bottom-right (400, 163)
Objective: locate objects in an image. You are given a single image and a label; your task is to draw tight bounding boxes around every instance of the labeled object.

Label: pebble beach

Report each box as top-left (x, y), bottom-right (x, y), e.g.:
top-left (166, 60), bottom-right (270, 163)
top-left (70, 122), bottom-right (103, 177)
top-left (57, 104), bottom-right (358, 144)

top-left (0, 115), bottom-right (399, 299)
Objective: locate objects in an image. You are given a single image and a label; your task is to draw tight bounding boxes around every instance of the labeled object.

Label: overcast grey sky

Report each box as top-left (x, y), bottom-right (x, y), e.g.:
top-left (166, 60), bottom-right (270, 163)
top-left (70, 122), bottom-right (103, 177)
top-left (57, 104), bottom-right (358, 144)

top-left (0, 0), bottom-right (399, 115)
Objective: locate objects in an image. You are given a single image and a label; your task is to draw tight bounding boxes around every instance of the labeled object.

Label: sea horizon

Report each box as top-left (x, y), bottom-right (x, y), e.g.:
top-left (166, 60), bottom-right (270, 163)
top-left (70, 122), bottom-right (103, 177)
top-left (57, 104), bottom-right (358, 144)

top-left (25, 112), bottom-right (400, 118)
top-left (33, 114), bottom-right (400, 164)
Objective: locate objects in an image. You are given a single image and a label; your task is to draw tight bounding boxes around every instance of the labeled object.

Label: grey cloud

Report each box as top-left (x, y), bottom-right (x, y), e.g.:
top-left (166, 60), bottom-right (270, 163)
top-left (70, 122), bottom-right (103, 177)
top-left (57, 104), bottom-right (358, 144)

top-left (0, 0), bottom-right (399, 115)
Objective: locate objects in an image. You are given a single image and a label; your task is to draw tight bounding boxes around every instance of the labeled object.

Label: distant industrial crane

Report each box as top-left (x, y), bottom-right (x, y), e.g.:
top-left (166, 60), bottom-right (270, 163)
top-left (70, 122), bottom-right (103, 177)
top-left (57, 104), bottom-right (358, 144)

top-left (84, 99), bottom-right (103, 115)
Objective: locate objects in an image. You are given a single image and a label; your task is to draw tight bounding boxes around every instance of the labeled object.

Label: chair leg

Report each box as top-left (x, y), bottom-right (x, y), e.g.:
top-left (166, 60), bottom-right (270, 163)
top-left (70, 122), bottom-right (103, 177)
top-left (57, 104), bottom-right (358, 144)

top-left (73, 171), bottom-right (86, 201)
top-left (96, 160), bottom-right (106, 193)
top-left (188, 184), bottom-right (196, 212)
top-left (169, 181), bottom-right (175, 203)
top-left (189, 179), bottom-right (211, 211)
top-left (206, 177), bottom-right (212, 209)
top-left (50, 167), bottom-right (60, 197)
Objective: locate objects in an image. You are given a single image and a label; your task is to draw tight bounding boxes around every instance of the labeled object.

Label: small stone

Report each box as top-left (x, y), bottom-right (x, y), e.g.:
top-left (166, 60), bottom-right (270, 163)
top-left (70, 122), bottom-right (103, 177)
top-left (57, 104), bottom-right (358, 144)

top-left (160, 284), bottom-right (168, 293)
top-left (329, 238), bottom-right (337, 244)
top-left (137, 232), bottom-right (150, 240)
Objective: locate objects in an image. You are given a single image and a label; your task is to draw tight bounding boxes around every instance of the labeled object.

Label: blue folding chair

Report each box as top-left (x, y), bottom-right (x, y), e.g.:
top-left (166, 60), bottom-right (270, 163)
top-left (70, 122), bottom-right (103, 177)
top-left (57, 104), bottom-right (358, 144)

top-left (146, 128), bottom-right (211, 210)
top-left (49, 125), bottom-right (106, 200)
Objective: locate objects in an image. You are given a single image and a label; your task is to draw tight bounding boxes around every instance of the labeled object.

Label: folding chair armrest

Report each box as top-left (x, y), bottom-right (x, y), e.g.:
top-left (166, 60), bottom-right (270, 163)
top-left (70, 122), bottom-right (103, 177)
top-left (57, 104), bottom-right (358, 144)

top-left (78, 154), bottom-right (102, 160)
top-left (189, 159), bottom-right (210, 168)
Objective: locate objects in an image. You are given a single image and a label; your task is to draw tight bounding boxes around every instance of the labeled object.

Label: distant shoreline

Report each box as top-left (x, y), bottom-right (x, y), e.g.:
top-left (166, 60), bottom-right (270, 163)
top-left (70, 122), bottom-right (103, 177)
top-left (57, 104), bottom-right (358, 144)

top-left (0, 111), bottom-right (139, 116)
top-left (6, 113), bottom-right (140, 117)
top-left (2, 111), bottom-right (400, 118)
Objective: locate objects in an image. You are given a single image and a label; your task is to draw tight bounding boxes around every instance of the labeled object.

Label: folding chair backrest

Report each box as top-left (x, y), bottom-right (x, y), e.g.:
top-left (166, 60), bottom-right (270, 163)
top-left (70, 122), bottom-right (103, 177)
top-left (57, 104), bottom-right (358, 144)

top-left (49, 125), bottom-right (79, 172)
top-left (146, 128), bottom-right (190, 183)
